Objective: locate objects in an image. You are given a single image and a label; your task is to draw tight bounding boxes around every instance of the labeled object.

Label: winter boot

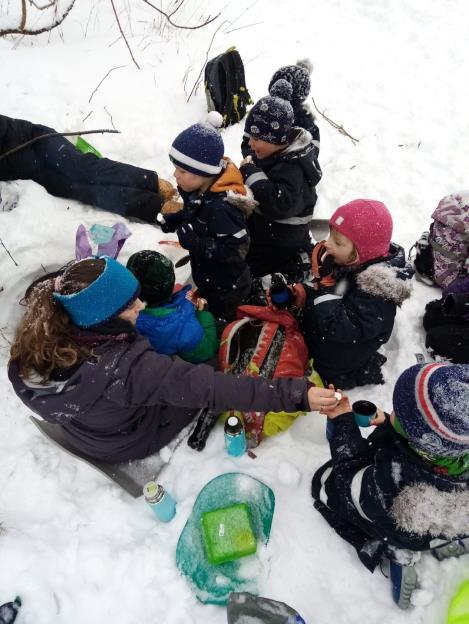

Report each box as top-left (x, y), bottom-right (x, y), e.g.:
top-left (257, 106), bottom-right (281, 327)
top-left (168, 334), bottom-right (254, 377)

top-left (432, 537), bottom-right (469, 561)
top-left (389, 560), bottom-right (418, 609)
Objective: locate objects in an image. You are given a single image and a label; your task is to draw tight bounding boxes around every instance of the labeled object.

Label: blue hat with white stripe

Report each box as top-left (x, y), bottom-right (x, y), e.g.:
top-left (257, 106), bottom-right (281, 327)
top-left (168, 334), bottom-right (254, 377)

top-left (53, 257), bottom-right (140, 328)
top-left (169, 112), bottom-right (225, 178)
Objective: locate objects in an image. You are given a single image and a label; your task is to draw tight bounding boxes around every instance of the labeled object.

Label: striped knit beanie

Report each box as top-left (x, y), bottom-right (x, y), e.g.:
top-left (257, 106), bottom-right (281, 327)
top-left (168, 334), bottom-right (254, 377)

top-left (392, 363), bottom-right (469, 458)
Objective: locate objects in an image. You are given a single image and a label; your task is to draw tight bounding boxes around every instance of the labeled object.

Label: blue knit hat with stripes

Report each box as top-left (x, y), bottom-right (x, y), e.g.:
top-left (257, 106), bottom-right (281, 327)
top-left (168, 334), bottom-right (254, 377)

top-left (54, 257), bottom-right (140, 328)
top-left (169, 112), bottom-right (224, 178)
top-left (393, 362), bottom-right (469, 458)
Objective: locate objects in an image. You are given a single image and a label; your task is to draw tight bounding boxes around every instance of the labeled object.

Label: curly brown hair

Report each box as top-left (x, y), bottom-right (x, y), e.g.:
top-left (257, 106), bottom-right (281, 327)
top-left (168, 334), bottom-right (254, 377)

top-left (10, 258), bottom-right (105, 382)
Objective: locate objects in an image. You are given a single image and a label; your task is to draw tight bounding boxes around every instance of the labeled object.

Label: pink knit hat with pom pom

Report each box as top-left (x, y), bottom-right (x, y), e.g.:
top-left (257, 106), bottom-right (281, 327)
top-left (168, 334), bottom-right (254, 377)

top-left (329, 199), bottom-right (393, 264)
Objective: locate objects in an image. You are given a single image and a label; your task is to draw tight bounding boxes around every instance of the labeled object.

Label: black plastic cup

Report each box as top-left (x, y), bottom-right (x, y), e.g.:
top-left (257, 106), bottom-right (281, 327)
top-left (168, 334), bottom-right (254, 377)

top-left (352, 400), bottom-right (377, 427)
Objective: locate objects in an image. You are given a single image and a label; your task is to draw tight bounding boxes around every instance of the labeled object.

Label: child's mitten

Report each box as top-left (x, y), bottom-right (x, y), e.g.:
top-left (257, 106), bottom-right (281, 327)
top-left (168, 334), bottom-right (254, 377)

top-left (311, 241), bottom-right (336, 290)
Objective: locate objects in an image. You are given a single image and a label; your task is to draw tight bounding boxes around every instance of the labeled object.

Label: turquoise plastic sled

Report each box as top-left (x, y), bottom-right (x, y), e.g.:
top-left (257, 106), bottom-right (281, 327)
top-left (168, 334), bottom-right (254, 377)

top-left (176, 473), bottom-right (275, 605)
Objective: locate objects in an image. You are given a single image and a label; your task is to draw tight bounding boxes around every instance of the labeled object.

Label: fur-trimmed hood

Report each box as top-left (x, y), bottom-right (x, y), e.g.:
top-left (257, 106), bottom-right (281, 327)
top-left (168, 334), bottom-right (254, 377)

top-left (225, 185), bottom-right (258, 217)
top-left (349, 244), bottom-right (414, 305)
top-left (391, 482), bottom-right (469, 539)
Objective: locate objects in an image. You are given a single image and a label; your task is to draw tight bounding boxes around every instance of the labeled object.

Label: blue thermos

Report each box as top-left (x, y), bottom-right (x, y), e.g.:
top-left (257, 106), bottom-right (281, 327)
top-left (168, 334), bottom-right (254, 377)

top-left (224, 415), bottom-right (247, 457)
top-left (143, 482), bottom-right (176, 522)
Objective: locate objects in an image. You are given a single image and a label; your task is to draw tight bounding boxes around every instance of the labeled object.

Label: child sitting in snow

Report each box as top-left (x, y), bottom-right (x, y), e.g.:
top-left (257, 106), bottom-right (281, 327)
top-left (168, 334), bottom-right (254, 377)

top-left (311, 362), bottom-right (469, 609)
top-left (159, 112), bottom-right (254, 321)
top-left (423, 275), bottom-right (469, 364)
top-left (288, 199), bottom-right (414, 389)
top-left (126, 250), bottom-right (218, 363)
top-left (241, 59), bottom-right (320, 158)
top-left (239, 80), bottom-right (322, 282)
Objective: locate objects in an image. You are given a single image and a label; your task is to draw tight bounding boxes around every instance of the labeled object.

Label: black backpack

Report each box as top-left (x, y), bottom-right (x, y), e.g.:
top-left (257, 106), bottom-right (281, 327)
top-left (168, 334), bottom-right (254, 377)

top-left (204, 47), bottom-right (252, 127)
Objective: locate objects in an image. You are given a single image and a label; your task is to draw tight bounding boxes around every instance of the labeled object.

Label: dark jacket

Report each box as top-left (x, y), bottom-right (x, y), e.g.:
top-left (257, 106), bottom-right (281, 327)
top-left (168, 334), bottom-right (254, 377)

top-left (163, 162), bottom-right (255, 318)
top-left (8, 335), bottom-right (310, 463)
top-left (240, 128), bottom-right (322, 253)
top-left (313, 414), bottom-right (468, 559)
top-left (301, 244), bottom-right (414, 389)
top-left (241, 103), bottom-right (320, 159)
top-left (136, 285), bottom-right (218, 363)
top-left (0, 114), bottom-right (162, 222)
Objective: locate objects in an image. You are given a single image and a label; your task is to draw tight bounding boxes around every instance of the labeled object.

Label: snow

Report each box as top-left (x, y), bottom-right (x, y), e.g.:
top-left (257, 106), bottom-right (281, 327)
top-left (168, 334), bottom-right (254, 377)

top-left (1, 1), bottom-right (469, 623)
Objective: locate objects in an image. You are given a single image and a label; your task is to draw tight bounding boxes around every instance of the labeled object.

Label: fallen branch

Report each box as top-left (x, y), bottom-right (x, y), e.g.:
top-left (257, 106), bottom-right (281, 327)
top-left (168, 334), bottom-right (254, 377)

top-left (109, 0), bottom-right (140, 69)
top-left (141, 0), bottom-right (220, 30)
top-left (311, 96), bottom-right (359, 145)
top-left (0, 0), bottom-right (75, 37)
top-left (0, 237), bottom-right (18, 266)
top-left (89, 65), bottom-right (125, 103)
top-left (0, 129), bottom-right (119, 161)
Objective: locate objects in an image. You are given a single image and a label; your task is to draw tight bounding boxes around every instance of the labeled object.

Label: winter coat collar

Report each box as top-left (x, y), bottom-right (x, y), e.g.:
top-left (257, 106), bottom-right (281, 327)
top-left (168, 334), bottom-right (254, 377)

top-left (336, 243), bottom-right (414, 305)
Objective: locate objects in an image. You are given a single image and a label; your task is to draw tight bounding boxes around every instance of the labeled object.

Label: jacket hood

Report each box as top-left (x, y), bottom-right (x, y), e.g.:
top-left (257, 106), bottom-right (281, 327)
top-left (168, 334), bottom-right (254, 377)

top-left (391, 482), bottom-right (469, 539)
top-left (349, 244), bottom-right (414, 305)
top-left (210, 159), bottom-right (257, 216)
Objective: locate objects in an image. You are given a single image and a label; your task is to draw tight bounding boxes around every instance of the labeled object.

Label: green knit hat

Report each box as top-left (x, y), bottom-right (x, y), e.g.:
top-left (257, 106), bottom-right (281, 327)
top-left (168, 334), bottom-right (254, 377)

top-left (126, 250), bottom-right (175, 307)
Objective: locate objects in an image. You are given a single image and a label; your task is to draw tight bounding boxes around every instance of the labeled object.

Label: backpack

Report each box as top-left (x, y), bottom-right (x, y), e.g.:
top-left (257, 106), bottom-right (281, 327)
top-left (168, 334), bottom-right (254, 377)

top-left (218, 305), bottom-right (308, 448)
top-left (410, 192), bottom-right (469, 288)
top-left (204, 47), bottom-right (252, 128)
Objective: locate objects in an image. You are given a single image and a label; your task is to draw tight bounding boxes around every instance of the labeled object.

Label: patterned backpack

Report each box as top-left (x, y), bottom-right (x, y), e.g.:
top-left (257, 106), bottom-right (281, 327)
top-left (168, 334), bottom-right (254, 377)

top-left (411, 192), bottom-right (469, 288)
top-left (218, 305), bottom-right (308, 448)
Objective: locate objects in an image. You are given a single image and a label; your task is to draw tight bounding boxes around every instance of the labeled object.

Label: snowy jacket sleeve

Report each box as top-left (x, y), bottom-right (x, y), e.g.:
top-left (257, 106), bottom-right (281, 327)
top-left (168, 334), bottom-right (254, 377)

top-left (304, 283), bottom-right (395, 343)
top-left (111, 345), bottom-right (310, 414)
top-left (240, 160), bottom-right (311, 220)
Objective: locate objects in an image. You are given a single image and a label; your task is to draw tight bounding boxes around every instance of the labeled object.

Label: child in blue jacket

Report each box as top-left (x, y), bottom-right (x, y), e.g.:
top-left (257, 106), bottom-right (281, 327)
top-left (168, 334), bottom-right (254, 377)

top-left (126, 251), bottom-right (218, 363)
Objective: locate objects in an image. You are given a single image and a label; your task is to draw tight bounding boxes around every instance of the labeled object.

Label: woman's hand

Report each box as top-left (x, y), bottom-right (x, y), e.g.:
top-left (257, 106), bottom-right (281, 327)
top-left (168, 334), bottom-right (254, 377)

top-left (320, 394), bottom-right (352, 419)
top-left (307, 385), bottom-right (341, 412)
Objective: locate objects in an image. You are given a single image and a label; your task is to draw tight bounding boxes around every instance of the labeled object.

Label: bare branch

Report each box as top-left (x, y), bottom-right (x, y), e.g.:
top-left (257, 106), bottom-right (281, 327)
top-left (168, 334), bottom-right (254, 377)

top-left (89, 65), bottom-right (125, 103)
top-left (20, 0), bottom-right (27, 29)
top-left (0, 237), bottom-right (18, 266)
top-left (141, 0), bottom-right (220, 30)
top-left (109, 0), bottom-right (140, 69)
top-left (104, 107), bottom-right (117, 131)
top-left (0, 129), bottom-right (119, 161)
top-left (187, 20), bottom-right (229, 102)
top-left (28, 0), bottom-right (56, 10)
top-left (0, 0), bottom-right (76, 37)
top-left (311, 96), bottom-right (359, 145)
top-left (82, 111), bottom-right (93, 123)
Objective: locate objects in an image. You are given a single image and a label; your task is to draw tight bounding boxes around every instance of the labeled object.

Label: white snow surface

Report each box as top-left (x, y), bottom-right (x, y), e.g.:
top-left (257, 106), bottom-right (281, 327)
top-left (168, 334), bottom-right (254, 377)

top-left (1, 1), bottom-right (468, 623)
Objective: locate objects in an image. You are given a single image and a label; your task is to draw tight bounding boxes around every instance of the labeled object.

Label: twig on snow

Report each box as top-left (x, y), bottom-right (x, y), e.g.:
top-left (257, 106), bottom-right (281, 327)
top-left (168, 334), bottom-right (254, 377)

top-left (141, 0), bottom-right (220, 30)
top-left (0, 0), bottom-right (76, 37)
top-left (89, 65), bottom-right (125, 103)
top-left (311, 95), bottom-right (359, 145)
top-left (0, 129), bottom-right (119, 161)
top-left (186, 20), bottom-right (229, 102)
top-left (0, 237), bottom-right (18, 266)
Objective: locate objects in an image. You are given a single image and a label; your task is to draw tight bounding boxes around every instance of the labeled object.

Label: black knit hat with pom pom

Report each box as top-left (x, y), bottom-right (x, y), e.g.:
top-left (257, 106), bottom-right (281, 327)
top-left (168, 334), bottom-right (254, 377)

top-left (268, 59), bottom-right (313, 105)
top-left (244, 78), bottom-right (295, 145)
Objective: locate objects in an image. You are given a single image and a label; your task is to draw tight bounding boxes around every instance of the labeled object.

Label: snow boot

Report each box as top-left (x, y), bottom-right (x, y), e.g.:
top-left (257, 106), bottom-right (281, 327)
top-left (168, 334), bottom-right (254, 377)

top-left (389, 560), bottom-right (418, 609)
top-left (432, 537), bottom-right (469, 561)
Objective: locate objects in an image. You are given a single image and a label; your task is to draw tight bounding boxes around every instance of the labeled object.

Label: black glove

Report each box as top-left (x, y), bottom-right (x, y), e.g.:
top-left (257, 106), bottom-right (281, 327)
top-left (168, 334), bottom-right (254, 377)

top-left (177, 222), bottom-right (198, 250)
top-left (443, 293), bottom-right (469, 317)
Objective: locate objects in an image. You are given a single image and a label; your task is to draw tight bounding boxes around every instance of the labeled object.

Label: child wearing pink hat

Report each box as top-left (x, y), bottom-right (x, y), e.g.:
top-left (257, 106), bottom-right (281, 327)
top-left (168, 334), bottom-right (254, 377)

top-left (292, 199), bottom-right (414, 389)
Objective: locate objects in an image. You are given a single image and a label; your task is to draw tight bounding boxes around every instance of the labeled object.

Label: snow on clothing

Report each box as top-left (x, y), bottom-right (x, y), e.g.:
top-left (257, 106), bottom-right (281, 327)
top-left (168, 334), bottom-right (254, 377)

top-left (163, 161), bottom-right (254, 319)
top-left (311, 414), bottom-right (469, 572)
top-left (0, 114), bottom-right (163, 223)
top-left (136, 285), bottom-right (219, 363)
top-left (300, 243), bottom-right (413, 389)
top-left (240, 128), bottom-right (322, 278)
top-left (423, 276), bottom-right (469, 364)
top-left (8, 326), bottom-right (311, 463)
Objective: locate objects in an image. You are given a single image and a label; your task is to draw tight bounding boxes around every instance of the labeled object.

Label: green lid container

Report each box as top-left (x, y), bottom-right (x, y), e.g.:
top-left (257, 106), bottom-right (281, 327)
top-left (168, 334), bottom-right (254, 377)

top-left (201, 503), bottom-right (257, 565)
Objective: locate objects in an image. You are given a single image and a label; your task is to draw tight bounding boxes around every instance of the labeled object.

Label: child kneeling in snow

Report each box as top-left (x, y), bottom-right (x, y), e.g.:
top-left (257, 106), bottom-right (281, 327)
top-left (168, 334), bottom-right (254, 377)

top-left (311, 362), bottom-right (469, 609)
top-left (126, 250), bottom-right (218, 363)
top-left (160, 112), bottom-right (255, 321)
top-left (291, 199), bottom-right (414, 389)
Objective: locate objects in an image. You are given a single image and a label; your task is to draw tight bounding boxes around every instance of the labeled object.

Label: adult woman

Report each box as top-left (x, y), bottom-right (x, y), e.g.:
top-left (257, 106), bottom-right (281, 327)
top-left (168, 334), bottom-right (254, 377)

top-left (8, 257), bottom-right (338, 462)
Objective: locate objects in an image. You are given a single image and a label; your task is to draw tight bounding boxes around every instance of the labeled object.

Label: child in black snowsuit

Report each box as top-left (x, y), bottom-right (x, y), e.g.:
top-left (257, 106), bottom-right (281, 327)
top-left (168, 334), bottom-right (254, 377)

top-left (423, 276), bottom-right (469, 363)
top-left (239, 80), bottom-right (322, 281)
top-left (241, 59), bottom-right (320, 158)
top-left (311, 362), bottom-right (469, 609)
top-left (291, 199), bottom-right (413, 389)
top-left (160, 112), bottom-right (255, 320)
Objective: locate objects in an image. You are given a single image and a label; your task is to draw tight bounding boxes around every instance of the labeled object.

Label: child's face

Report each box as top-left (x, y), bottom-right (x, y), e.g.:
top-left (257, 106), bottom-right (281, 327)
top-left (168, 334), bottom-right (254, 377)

top-left (173, 167), bottom-right (207, 193)
top-left (118, 298), bottom-right (145, 325)
top-left (248, 137), bottom-right (286, 160)
top-left (324, 228), bottom-right (357, 265)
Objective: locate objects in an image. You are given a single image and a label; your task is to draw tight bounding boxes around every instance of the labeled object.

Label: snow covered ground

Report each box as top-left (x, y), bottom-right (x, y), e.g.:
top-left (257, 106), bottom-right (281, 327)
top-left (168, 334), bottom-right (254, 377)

top-left (0, 1), bottom-right (468, 622)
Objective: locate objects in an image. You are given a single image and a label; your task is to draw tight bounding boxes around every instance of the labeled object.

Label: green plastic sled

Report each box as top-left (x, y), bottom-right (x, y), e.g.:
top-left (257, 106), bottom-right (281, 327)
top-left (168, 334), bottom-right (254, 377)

top-left (75, 136), bottom-right (103, 158)
top-left (176, 473), bottom-right (275, 606)
top-left (448, 580), bottom-right (469, 624)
